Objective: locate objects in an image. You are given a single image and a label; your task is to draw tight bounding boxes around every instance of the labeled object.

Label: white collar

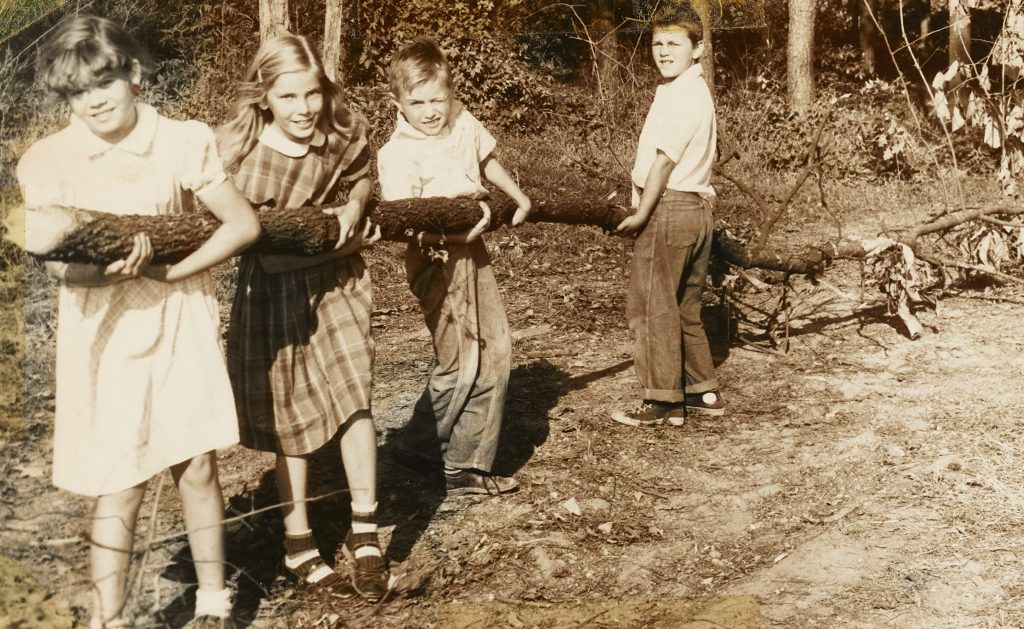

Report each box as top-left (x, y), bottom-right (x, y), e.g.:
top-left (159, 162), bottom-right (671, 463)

top-left (666, 63), bottom-right (704, 88)
top-left (258, 122), bottom-right (326, 157)
top-left (70, 102), bottom-right (158, 157)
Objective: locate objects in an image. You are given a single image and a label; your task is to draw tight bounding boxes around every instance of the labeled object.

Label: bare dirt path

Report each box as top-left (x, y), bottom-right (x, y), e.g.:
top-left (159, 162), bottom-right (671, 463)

top-left (2, 222), bottom-right (1024, 628)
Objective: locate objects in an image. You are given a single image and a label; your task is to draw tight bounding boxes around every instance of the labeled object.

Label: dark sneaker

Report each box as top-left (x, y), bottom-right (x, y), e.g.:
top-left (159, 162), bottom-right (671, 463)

top-left (391, 448), bottom-right (441, 479)
top-left (684, 391), bottom-right (725, 417)
top-left (610, 401), bottom-right (683, 427)
top-left (445, 469), bottom-right (519, 496)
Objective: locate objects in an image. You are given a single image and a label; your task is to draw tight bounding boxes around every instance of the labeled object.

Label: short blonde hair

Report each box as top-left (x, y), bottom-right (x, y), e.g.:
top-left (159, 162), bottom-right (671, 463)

top-left (38, 15), bottom-right (152, 97)
top-left (387, 37), bottom-right (453, 98)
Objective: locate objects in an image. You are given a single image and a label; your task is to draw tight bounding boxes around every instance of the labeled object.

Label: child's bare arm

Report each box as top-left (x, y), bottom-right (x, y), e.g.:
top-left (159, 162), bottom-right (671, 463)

top-left (48, 232), bottom-right (154, 286)
top-left (326, 176), bottom-right (372, 247)
top-left (144, 180), bottom-right (260, 282)
top-left (257, 175), bottom-right (375, 274)
top-left (414, 201), bottom-right (491, 246)
top-left (615, 151), bottom-right (675, 236)
top-left (481, 155), bottom-right (531, 226)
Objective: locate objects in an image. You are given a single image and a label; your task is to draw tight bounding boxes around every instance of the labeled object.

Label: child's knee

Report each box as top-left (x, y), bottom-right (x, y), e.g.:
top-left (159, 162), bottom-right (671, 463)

top-left (175, 452), bottom-right (220, 491)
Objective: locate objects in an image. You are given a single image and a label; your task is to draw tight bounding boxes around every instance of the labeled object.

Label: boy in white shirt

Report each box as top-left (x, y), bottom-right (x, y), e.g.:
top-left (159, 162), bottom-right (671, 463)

top-left (612, 13), bottom-right (724, 426)
top-left (378, 37), bottom-right (532, 495)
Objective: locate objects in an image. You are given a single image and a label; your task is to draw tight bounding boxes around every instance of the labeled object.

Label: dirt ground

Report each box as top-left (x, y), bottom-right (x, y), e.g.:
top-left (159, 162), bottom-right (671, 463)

top-left (2, 202), bottom-right (1024, 627)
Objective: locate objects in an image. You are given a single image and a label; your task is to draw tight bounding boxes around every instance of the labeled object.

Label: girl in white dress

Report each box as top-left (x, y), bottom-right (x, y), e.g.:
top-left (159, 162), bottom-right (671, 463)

top-left (16, 16), bottom-right (260, 629)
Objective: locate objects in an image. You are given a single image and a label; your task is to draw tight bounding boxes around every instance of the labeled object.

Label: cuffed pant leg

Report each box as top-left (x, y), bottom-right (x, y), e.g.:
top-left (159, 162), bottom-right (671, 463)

top-left (627, 206), bottom-right (687, 404)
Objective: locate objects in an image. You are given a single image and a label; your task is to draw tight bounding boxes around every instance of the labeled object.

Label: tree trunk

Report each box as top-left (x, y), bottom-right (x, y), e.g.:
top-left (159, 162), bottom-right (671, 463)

top-left (590, 0), bottom-right (620, 101)
top-left (948, 0), bottom-right (971, 67)
top-left (920, 1), bottom-right (931, 46)
top-left (259, 0), bottom-right (290, 42)
top-left (787, 0), bottom-right (816, 114)
top-left (693, 0), bottom-right (716, 94)
top-left (323, 0), bottom-right (345, 84)
top-left (23, 197), bottom-right (631, 265)
top-left (23, 199), bottom-right (1024, 285)
top-left (857, 0), bottom-right (878, 74)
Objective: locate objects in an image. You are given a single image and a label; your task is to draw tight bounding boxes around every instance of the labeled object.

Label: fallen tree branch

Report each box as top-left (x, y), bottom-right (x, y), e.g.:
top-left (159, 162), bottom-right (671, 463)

top-left (23, 196), bottom-right (631, 265)
top-left (917, 252), bottom-right (1024, 286)
top-left (18, 196), bottom-right (1024, 287)
top-left (753, 102), bottom-right (835, 250)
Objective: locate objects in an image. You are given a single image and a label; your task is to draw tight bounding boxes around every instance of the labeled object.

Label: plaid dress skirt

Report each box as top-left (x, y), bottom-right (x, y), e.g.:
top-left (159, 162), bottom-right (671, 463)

top-left (227, 253), bottom-right (374, 455)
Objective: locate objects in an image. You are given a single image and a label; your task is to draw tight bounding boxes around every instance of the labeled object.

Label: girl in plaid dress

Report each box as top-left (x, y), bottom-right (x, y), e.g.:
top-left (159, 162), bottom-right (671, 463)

top-left (17, 16), bottom-right (260, 628)
top-left (217, 34), bottom-right (388, 601)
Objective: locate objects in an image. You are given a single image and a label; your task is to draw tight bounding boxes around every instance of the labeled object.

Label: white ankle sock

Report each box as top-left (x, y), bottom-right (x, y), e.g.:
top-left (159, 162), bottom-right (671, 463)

top-left (194, 587), bottom-right (232, 618)
top-left (351, 502), bottom-right (381, 559)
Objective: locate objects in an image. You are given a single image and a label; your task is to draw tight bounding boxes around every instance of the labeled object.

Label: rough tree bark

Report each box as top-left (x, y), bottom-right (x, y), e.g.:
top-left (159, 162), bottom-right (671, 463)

top-left (23, 197), bottom-right (630, 265)
top-left (787, 0), bottom-right (816, 114)
top-left (323, 0), bottom-right (345, 84)
top-left (692, 0), bottom-right (717, 93)
top-left (259, 0), bottom-right (290, 42)
top-left (21, 198), bottom-right (1024, 285)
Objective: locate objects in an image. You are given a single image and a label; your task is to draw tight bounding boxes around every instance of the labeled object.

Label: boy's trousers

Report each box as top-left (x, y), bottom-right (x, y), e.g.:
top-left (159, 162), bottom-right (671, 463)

top-left (399, 238), bottom-right (512, 472)
top-left (626, 190), bottom-right (719, 402)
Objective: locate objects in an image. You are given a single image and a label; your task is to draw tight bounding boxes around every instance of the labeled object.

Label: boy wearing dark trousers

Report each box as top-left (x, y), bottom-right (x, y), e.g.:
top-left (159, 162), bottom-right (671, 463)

top-left (612, 13), bottom-right (724, 426)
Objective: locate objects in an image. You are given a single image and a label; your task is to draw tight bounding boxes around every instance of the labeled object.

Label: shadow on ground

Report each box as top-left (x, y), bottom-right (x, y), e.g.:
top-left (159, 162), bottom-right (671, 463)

top-left (155, 437), bottom-right (355, 627)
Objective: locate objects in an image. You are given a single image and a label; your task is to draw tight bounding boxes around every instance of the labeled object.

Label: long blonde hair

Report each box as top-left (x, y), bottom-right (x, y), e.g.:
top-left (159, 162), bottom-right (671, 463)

top-left (217, 34), bottom-right (356, 168)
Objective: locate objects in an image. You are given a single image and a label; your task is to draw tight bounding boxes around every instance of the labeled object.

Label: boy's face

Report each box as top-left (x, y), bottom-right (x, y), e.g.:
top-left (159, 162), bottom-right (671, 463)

top-left (393, 78), bottom-right (453, 137)
top-left (67, 61), bottom-right (140, 144)
top-left (651, 27), bottom-right (702, 79)
top-left (263, 68), bottom-right (324, 144)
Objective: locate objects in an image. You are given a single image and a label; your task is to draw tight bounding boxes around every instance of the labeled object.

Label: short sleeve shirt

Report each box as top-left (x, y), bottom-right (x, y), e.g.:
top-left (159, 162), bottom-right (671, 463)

top-left (377, 103), bottom-right (496, 201)
top-left (631, 64), bottom-right (716, 198)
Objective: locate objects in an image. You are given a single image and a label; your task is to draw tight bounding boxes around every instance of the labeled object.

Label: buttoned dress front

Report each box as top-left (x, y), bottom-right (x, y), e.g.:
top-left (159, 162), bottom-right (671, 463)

top-left (16, 104), bottom-right (240, 497)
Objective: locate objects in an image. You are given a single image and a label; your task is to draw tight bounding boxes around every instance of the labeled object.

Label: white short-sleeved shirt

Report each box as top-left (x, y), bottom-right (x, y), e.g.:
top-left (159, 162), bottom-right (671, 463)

top-left (631, 64), bottom-right (717, 199)
top-left (377, 102), bottom-right (496, 201)
top-left (16, 103), bottom-right (240, 496)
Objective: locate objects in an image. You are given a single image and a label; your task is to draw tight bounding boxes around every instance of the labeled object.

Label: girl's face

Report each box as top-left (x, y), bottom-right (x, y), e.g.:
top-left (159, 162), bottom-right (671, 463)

top-left (264, 68), bottom-right (323, 144)
top-left (393, 78), bottom-right (453, 137)
top-left (68, 65), bottom-right (139, 144)
top-left (651, 28), bottom-right (701, 79)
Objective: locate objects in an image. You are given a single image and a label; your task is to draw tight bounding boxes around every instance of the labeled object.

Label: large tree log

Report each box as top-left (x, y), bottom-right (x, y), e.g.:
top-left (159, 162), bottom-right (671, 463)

top-left (23, 196), bottom-right (631, 265)
top-left (21, 196), bottom-right (1024, 277)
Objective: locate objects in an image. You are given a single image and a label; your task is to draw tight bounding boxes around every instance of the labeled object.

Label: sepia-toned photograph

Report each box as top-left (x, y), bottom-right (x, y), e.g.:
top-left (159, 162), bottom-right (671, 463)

top-left (1, 0), bottom-right (1023, 626)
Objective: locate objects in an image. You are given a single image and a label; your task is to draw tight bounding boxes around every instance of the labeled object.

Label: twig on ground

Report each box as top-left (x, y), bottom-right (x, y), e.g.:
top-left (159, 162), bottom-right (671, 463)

top-left (525, 349), bottom-right (577, 359)
top-left (979, 215), bottom-right (1024, 229)
top-left (620, 481), bottom-right (670, 501)
top-left (918, 253), bottom-right (1024, 285)
top-left (576, 607), bottom-right (611, 627)
top-left (950, 292), bottom-right (1024, 306)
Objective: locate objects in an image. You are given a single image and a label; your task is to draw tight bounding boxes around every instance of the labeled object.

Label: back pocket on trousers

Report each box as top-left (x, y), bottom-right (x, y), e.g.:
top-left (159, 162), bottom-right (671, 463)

top-left (664, 218), bottom-right (700, 248)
